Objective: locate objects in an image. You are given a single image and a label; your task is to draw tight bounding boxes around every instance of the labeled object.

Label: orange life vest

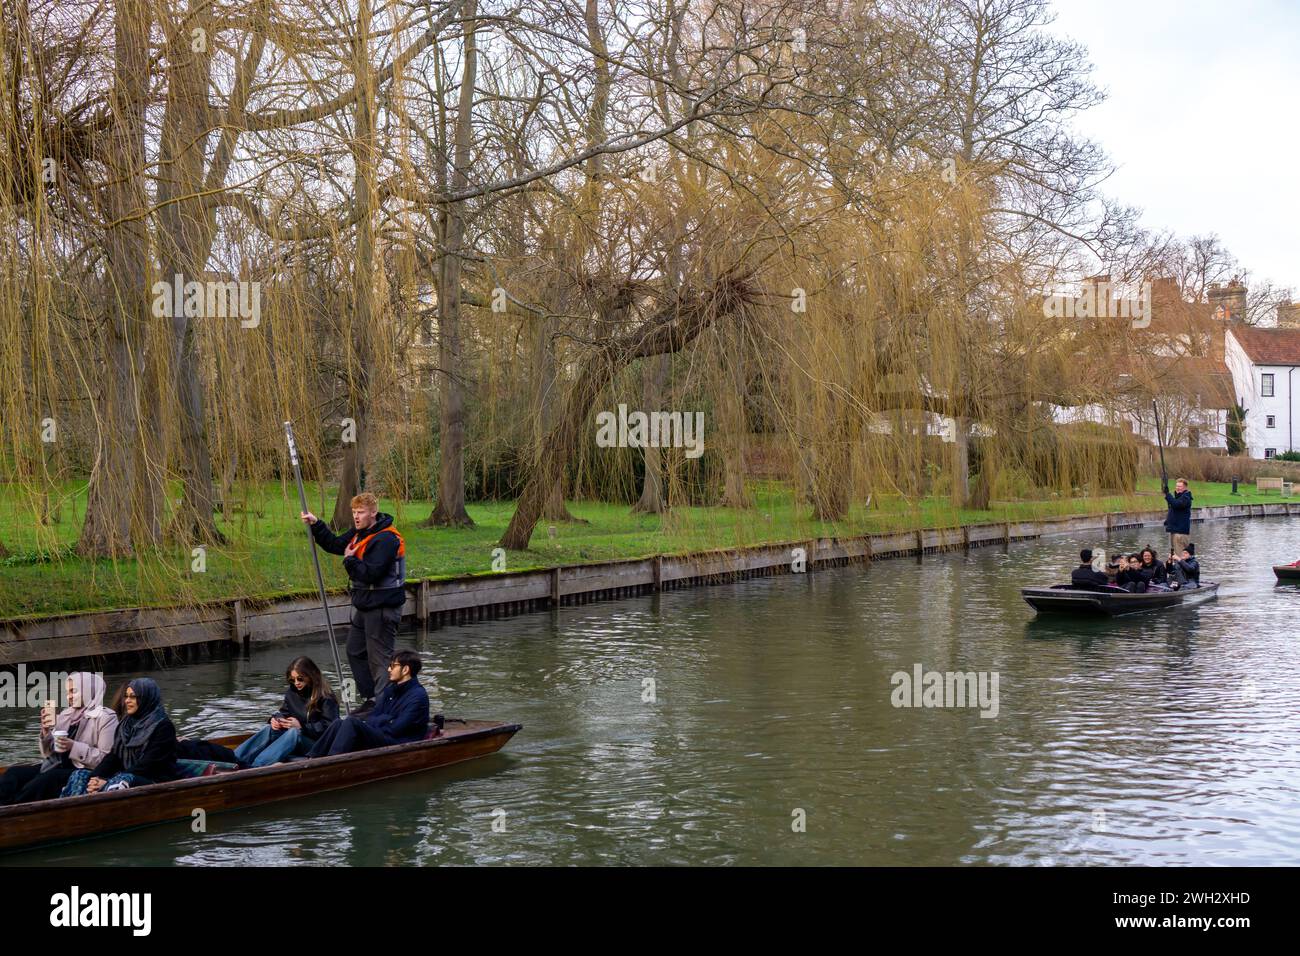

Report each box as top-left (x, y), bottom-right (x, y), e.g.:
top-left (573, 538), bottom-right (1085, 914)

top-left (351, 526), bottom-right (406, 590)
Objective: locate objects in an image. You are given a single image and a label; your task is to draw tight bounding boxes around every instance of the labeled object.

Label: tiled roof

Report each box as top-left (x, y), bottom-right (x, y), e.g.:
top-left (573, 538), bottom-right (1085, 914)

top-left (1230, 326), bottom-right (1300, 366)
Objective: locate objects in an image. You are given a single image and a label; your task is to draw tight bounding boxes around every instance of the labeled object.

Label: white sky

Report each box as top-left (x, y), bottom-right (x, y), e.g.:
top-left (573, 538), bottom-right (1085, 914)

top-left (1050, 0), bottom-right (1299, 292)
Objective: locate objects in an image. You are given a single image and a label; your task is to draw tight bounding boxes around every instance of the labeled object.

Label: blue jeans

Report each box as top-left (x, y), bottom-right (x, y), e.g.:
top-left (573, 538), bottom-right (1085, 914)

top-left (234, 725), bottom-right (309, 768)
top-left (60, 769), bottom-right (152, 797)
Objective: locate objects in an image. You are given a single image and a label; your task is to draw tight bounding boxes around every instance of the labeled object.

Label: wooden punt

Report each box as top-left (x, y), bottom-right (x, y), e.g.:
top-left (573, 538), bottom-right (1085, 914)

top-left (0, 718), bottom-right (520, 853)
top-left (1021, 582), bottom-right (1219, 617)
top-left (1273, 564), bottom-right (1300, 582)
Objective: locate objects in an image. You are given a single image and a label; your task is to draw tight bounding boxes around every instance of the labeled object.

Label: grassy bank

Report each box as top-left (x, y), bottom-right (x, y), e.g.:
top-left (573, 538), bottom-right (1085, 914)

top-left (0, 477), bottom-right (1288, 619)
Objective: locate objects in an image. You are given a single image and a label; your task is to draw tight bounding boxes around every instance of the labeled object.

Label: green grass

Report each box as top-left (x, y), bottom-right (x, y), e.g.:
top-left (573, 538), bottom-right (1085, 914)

top-left (0, 476), bottom-right (1287, 620)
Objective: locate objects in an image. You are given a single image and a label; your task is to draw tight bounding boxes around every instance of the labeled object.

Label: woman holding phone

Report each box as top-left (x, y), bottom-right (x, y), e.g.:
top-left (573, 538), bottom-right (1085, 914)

top-left (234, 657), bottom-right (339, 767)
top-left (60, 677), bottom-right (179, 795)
top-left (0, 672), bottom-right (118, 805)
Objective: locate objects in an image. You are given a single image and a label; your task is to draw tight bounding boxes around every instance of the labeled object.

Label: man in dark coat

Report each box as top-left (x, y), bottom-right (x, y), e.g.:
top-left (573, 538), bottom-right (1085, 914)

top-left (1071, 549), bottom-right (1111, 590)
top-left (1166, 544), bottom-right (1201, 589)
top-left (307, 651), bottom-right (430, 758)
top-left (1163, 478), bottom-right (1193, 556)
top-left (301, 491), bottom-right (406, 713)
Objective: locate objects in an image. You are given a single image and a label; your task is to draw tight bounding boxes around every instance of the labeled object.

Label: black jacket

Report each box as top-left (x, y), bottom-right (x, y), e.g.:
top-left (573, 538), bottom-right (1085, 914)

top-left (1164, 490), bottom-right (1192, 534)
top-left (1071, 565), bottom-right (1110, 589)
top-left (274, 687), bottom-right (339, 741)
top-left (93, 718), bottom-right (179, 783)
top-left (1139, 560), bottom-right (1167, 585)
top-left (1167, 556), bottom-right (1200, 585)
top-left (1116, 567), bottom-right (1145, 590)
top-left (311, 512), bottom-right (406, 610)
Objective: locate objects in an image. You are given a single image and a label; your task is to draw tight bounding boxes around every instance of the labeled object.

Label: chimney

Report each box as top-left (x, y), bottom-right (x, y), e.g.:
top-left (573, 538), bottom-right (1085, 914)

top-left (1278, 302), bottom-right (1300, 329)
top-left (1207, 276), bottom-right (1247, 323)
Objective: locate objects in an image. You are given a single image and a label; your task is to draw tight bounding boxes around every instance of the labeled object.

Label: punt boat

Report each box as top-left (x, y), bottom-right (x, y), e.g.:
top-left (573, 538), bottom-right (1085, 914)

top-left (1020, 582), bottom-right (1219, 617)
top-left (0, 718), bottom-right (520, 853)
top-left (1273, 564), bottom-right (1300, 582)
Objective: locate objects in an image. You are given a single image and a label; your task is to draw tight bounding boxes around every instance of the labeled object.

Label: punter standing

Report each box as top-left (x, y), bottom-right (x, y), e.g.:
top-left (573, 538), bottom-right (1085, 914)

top-left (301, 492), bottom-right (406, 714)
top-left (1163, 477), bottom-right (1193, 556)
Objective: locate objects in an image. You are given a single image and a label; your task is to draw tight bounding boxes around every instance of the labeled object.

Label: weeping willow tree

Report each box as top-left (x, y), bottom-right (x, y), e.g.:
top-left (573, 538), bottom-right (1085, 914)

top-left (0, 0), bottom-right (1147, 614)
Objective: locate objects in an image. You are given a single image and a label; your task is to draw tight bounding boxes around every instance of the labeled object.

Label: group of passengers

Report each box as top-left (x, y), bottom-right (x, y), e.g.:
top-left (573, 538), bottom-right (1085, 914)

top-left (1071, 545), bottom-right (1201, 593)
top-left (0, 650), bottom-right (430, 807)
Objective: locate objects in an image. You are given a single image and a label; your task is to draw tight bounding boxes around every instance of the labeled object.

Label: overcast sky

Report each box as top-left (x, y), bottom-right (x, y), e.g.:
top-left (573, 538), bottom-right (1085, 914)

top-left (1050, 0), bottom-right (1298, 293)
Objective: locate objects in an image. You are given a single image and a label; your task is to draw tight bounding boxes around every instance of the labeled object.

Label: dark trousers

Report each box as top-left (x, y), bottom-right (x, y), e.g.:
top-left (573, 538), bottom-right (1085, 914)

top-left (0, 764), bottom-right (76, 806)
top-left (347, 605), bottom-right (400, 701)
top-left (306, 716), bottom-right (394, 758)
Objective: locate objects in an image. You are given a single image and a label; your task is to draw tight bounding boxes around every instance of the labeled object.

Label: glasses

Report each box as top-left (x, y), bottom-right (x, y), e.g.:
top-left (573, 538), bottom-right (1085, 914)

top-left (288, 674), bottom-right (307, 685)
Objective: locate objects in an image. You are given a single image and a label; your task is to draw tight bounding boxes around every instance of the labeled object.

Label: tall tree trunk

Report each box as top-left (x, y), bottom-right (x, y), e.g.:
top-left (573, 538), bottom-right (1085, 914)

top-left (156, 2), bottom-right (225, 544)
top-left (951, 414), bottom-right (971, 507)
top-left (632, 353), bottom-right (670, 513)
top-left (810, 408), bottom-right (850, 521)
top-left (717, 354), bottom-right (751, 508)
top-left (533, 310), bottom-right (583, 521)
top-left (332, 0), bottom-right (379, 530)
top-left (426, 0), bottom-right (477, 527)
top-left (78, 0), bottom-right (152, 558)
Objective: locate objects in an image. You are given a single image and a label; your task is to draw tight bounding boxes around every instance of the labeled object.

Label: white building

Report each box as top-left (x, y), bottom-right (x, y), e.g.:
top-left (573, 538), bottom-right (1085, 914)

top-left (1225, 326), bottom-right (1300, 459)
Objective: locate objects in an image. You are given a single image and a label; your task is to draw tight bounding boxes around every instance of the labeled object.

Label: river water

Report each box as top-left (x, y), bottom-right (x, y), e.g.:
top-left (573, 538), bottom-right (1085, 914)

top-left (3, 516), bottom-right (1299, 866)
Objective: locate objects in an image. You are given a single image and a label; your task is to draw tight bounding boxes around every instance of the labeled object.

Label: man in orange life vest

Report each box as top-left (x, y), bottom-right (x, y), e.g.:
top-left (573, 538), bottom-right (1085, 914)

top-left (300, 492), bottom-right (406, 714)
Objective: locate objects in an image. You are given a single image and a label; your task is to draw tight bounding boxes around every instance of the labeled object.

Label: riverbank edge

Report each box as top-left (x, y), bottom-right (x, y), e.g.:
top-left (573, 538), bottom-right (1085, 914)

top-left (4, 501), bottom-right (1295, 668)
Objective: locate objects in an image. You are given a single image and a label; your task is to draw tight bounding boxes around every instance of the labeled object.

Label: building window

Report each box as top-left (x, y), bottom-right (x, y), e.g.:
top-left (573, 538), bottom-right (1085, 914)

top-left (1262, 373), bottom-right (1275, 397)
top-left (1265, 448), bottom-right (1277, 459)
top-left (1267, 415), bottom-right (1276, 428)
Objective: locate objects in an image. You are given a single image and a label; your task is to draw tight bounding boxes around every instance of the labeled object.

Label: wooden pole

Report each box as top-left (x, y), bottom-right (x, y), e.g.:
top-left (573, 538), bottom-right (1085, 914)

top-left (284, 421), bottom-right (351, 715)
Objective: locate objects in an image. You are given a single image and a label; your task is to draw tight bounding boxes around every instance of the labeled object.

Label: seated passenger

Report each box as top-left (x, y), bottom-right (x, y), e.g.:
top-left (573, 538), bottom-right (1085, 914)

top-left (1139, 547), bottom-right (1170, 590)
top-left (235, 656), bottom-right (339, 768)
top-left (0, 673), bottom-right (117, 806)
top-left (60, 678), bottom-right (178, 796)
top-left (306, 651), bottom-right (429, 759)
top-left (1071, 549), bottom-right (1111, 589)
top-left (1116, 554), bottom-right (1146, 592)
top-left (1166, 545), bottom-right (1200, 588)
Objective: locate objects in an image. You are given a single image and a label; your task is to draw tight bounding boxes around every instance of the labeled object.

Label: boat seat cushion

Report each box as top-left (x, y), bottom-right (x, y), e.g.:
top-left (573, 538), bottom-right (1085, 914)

top-left (176, 758), bottom-right (240, 778)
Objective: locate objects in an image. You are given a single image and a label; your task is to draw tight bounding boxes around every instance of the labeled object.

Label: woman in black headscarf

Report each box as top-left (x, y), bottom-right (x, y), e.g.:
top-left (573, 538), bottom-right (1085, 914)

top-left (59, 678), bottom-right (179, 796)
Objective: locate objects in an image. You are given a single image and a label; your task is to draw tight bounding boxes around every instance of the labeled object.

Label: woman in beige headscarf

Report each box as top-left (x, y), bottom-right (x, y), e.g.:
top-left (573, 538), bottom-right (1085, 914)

top-left (0, 672), bottom-right (118, 805)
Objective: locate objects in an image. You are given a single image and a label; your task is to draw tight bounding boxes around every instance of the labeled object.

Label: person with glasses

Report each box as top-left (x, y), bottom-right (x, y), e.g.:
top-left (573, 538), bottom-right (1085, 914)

top-left (306, 651), bottom-right (429, 758)
top-left (234, 656), bottom-right (340, 768)
top-left (59, 678), bottom-right (178, 795)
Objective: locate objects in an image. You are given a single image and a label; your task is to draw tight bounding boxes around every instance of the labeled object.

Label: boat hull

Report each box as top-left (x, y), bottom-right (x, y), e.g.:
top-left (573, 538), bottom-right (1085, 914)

top-left (1021, 583), bottom-right (1218, 617)
top-left (0, 719), bottom-right (519, 853)
top-left (1273, 565), bottom-right (1300, 582)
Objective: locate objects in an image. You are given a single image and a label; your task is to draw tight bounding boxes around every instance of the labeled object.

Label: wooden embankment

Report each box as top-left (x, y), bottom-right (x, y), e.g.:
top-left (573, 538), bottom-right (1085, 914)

top-left (3, 501), bottom-right (1295, 668)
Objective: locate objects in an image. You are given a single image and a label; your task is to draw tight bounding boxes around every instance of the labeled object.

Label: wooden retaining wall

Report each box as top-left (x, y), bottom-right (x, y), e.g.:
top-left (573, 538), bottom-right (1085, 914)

top-left (3, 501), bottom-right (1296, 668)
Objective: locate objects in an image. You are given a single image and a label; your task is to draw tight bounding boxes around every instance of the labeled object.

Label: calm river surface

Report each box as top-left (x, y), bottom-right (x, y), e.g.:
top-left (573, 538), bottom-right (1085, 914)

top-left (4, 516), bottom-right (1299, 866)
